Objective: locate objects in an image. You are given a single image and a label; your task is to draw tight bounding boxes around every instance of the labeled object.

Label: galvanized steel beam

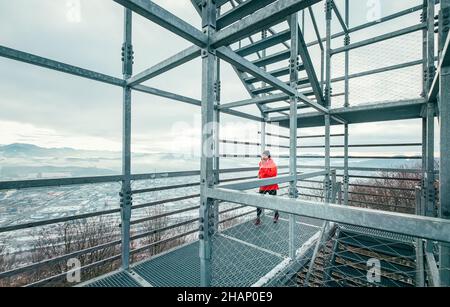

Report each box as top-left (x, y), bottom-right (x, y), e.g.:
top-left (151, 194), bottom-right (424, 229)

top-left (113, 0), bottom-right (207, 47)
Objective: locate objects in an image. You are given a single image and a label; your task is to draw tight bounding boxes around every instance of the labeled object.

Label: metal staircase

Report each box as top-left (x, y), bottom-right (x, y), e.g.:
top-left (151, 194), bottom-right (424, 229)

top-left (192, 0), bottom-right (324, 114)
top-left (298, 225), bottom-right (417, 287)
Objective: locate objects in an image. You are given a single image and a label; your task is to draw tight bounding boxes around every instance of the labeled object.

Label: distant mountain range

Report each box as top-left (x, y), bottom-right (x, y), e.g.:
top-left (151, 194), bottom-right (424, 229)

top-left (0, 143), bottom-right (425, 180)
top-left (0, 143), bottom-right (240, 180)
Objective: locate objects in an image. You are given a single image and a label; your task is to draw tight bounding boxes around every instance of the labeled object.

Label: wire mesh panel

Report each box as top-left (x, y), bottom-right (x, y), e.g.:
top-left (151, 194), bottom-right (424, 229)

top-left (210, 202), bottom-right (323, 287)
top-left (0, 181), bottom-right (122, 287)
top-left (295, 224), bottom-right (449, 287)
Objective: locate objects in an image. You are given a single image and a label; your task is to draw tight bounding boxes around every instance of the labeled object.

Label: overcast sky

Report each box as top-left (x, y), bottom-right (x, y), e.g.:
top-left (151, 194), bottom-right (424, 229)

top-left (0, 0), bottom-right (437, 157)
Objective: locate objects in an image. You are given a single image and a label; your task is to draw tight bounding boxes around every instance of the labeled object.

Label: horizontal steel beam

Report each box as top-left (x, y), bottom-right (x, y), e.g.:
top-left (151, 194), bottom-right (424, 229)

top-left (221, 108), bottom-right (264, 122)
top-left (269, 98), bottom-right (427, 124)
top-left (218, 93), bottom-right (289, 110)
top-left (132, 84), bottom-right (201, 106)
top-left (331, 59), bottom-right (424, 83)
top-left (297, 170), bottom-right (329, 180)
top-left (132, 182), bottom-right (199, 194)
top-left (331, 23), bottom-right (426, 55)
top-left (300, 142), bottom-right (422, 148)
top-left (0, 45), bottom-right (125, 87)
top-left (113, 0), bottom-right (207, 47)
top-left (0, 166), bottom-right (272, 191)
top-left (211, 0), bottom-right (321, 47)
top-left (259, 132), bottom-right (345, 139)
top-left (244, 67), bottom-right (293, 84)
top-left (306, 4), bottom-right (424, 48)
top-left (0, 239), bottom-right (121, 279)
top-left (133, 84), bottom-right (262, 121)
top-left (0, 208), bottom-right (120, 234)
top-left (220, 154), bottom-right (422, 159)
top-left (206, 188), bottom-right (450, 243)
top-left (264, 103), bottom-right (309, 113)
top-left (215, 46), bottom-right (328, 113)
top-left (218, 174), bottom-right (294, 190)
top-left (130, 205), bottom-right (199, 225)
top-left (128, 46), bottom-right (201, 86)
top-left (0, 175), bottom-right (123, 190)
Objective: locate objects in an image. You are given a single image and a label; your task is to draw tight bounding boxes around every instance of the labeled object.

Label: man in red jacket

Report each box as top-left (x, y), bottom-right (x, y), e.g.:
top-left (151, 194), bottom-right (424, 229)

top-left (255, 150), bottom-right (279, 225)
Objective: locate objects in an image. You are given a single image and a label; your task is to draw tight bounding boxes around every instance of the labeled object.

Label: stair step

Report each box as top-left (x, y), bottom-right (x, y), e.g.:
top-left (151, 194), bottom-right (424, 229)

top-left (338, 231), bottom-right (415, 260)
top-left (251, 77), bottom-right (310, 95)
top-left (252, 50), bottom-right (290, 67)
top-left (217, 0), bottom-right (277, 30)
top-left (333, 258), bottom-right (414, 287)
top-left (244, 67), bottom-right (295, 84)
top-left (336, 249), bottom-right (416, 279)
top-left (236, 30), bottom-right (291, 58)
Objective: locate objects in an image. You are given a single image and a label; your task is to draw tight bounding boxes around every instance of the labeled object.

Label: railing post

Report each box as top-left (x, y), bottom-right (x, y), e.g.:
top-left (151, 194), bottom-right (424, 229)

top-left (324, 0), bottom-right (333, 203)
top-left (120, 8), bottom-right (133, 270)
top-left (343, 124), bottom-right (349, 205)
top-left (439, 59), bottom-right (450, 287)
top-left (425, 102), bottom-right (436, 218)
top-left (330, 170), bottom-right (337, 203)
top-left (288, 12), bottom-right (299, 260)
top-left (344, 0), bottom-right (350, 108)
top-left (337, 182), bottom-right (342, 205)
top-left (213, 16), bottom-right (221, 232)
top-left (415, 186), bottom-right (425, 286)
top-left (199, 0), bottom-right (217, 287)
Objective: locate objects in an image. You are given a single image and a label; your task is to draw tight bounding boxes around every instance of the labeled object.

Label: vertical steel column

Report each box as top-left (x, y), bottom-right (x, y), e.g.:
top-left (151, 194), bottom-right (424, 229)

top-left (260, 122), bottom-right (266, 152)
top-left (424, 103), bottom-right (436, 218)
top-left (212, 4), bottom-right (221, 234)
top-left (344, 0), bottom-right (350, 108)
top-left (199, 0), bottom-right (216, 287)
top-left (261, 29), bottom-right (267, 159)
top-left (213, 57), bottom-right (221, 233)
top-left (343, 123), bottom-right (349, 206)
top-left (288, 13), bottom-right (299, 260)
top-left (260, 29), bottom-right (268, 218)
top-left (422, 1), bottom-right (427, 97)
top-left (421, 117), bottom-right (427, 210)
top-left (120, 8), bottom-right (133, 270)
top-left (427, 0), bottom-right (436, 93)
top-left (324, 0), bottom-right (333, 202)
top-left (439, 0), bottom-right (450, 57)
top-left (415, 187), bottom-right (426, 286)
top-left (439, 65), bottom-right (450, 286)
top-left (342, 1), bottom-right (350, 207)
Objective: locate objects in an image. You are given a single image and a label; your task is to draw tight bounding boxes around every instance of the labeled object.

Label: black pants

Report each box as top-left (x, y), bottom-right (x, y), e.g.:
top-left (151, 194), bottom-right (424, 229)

top-left (257, 190), bottom-right (278, 218)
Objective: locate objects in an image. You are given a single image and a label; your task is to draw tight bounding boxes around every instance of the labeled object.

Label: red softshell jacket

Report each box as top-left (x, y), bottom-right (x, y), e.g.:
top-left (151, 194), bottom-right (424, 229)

top-left (258, 158), bottom-right (279, 191)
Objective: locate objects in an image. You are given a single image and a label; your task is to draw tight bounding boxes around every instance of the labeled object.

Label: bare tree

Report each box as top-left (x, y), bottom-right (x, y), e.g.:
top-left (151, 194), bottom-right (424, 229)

top-left (1, 216), bottom-right (121, 287)
top-left (0, 243), bottom-right (15, 287)
top-left (348, 167), bottom-right (422, 214)
top-left (130, 205), bottom-right (191, 263)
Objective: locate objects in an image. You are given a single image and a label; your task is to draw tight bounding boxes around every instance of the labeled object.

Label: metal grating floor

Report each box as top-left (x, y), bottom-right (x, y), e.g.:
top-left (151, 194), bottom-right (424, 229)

top-left (340, 224), bottom-right (415, 244)
top-left (83, 271), bottom-right (142, 287)
top-left (221, 215), bottom-right (319, 257)
top-left (81, 215), bottom-right (320, 287)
